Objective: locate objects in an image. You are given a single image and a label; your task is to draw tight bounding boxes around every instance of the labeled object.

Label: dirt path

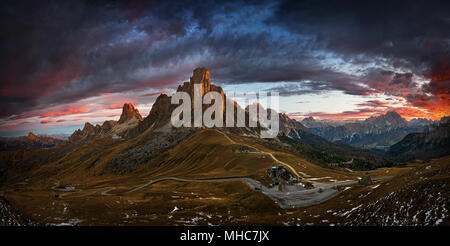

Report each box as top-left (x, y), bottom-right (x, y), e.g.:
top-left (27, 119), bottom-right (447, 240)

top-left (214, 129), bottom-right (301, 179)
top-left (59, 186), bottom-right (115, 198)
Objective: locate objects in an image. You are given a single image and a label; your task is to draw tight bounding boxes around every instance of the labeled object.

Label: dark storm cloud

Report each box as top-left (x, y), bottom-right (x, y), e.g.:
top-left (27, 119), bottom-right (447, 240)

top-left (0, 0), bottom-right (275, 118)
top-left (270, 0), bottom-right (450, 74)
top-left (0, 0), bottom-right (448, 120)
top-left (262, 69), bottom-right (374, 97)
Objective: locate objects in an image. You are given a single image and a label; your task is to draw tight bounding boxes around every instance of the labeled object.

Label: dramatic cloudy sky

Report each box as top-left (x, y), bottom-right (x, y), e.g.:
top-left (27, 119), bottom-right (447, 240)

top-left (0, 0), bottom-right (449, 136)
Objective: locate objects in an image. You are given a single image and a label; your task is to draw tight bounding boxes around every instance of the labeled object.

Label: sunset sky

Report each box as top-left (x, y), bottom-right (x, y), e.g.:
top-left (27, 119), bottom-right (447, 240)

top-left (0, 0), bottom-right (449, 137)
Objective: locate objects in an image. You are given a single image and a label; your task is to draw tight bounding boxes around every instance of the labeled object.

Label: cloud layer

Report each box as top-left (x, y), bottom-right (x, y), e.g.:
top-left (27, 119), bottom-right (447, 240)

top-left (0, 0), bottom-right (448, 135)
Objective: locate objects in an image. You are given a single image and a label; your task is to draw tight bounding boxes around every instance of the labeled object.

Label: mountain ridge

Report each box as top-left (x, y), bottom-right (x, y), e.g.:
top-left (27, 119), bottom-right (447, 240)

top-left (301, 111), bottom-right (438, 150)
top-left (0, 132), bottom-right (66, 151)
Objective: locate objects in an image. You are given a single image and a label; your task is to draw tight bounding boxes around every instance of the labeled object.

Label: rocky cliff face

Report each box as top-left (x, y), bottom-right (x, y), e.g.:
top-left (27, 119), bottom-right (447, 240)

top-left (301, 117), bottom-right (335, 129)
top-left (364, 111), bottom-right (407, 128)
top-left (118, 103), bottom-right (143, 124)
top-left (69, 103), bottom-right (143, 142)
top-left (69, 122), bottom-right (102, 142)
top-left (126, 67), bottom-right (228, 137)
top-left (279, 113), bottom-right (309, 137)
top-left (177, 67), bottom-right (212, 97)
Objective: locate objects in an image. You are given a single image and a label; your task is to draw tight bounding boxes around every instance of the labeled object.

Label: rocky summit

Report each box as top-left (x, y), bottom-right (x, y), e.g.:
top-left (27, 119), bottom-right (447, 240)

top-left (69, 102), bottom-right (144, 142)
top-left (118, 103), bottom-right (143, 124)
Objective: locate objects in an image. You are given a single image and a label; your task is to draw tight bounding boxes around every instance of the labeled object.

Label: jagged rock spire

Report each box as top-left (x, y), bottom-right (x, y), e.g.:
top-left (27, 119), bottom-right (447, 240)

top-left (118, 103), bottom-right (143, 124)
top-left (190, 67), bottom-right (211, 96)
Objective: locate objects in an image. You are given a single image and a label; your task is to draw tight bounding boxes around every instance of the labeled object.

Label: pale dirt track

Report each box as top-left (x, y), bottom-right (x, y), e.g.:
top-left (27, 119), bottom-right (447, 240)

top-left (213, 129), bottom-right (301, 179)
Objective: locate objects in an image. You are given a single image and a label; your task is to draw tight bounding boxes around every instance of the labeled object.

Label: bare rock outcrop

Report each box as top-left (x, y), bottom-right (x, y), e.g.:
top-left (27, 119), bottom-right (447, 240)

top-left (118, 103), bottom-right (143, 124)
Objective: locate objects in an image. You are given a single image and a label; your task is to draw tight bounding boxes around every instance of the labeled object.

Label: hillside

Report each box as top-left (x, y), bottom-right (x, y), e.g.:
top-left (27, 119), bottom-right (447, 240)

top-left (385, 117), bottom-right (450, 162)
top-left (341, 156), bottom-right (450, 225)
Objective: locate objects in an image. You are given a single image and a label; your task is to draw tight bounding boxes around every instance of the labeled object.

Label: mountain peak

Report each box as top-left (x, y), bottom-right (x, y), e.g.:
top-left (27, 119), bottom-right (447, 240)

top-left (385, 111), bottom-right (401, 118)
top-left (190, 67), bottom-right (210, 86)
top-left (303, 116), bottom-right (315, 122)
top-left (177, 67), bottom-right (212, 97)
top-left (364, 110), bottom-right (407, 128)
top-left (84, 122), bottom-right (94, 129)
top-left (118, 103), bottom-right (143, 124)
top-left (27, 132), bottom-right (38, 139)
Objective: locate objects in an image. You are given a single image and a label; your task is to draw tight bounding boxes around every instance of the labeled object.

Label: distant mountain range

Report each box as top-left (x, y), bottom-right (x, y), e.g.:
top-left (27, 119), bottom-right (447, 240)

top-left (0, 132), bottom-right (66, 151)
top-left (301, 111), bottom-right (438, 150)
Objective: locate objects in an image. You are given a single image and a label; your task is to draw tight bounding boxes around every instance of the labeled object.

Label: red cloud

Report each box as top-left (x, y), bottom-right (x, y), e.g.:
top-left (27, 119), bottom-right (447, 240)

top-left (0, 51), bottom-right (83, 98)
top-left (56, 119), bottom-right (67, 123)
top-left (40, 120), bottom-right (53, 124)
top-left (39, 106), bottom-right (91, 118)
top-left (98, 104), bottom-right (124, 110)
top-left (298, 108), bottom-right (381, 122)
top-left (0, 121), bottom-right (31, 127)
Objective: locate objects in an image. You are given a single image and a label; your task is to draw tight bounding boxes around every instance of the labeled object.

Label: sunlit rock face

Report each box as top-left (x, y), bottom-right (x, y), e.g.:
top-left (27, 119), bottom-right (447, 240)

top-left (118, 103), bottom-right (143, 124)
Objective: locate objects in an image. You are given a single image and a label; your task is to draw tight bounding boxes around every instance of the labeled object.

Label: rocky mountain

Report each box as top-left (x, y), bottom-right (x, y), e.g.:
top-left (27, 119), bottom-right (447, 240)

top-left (0, 132), bottom-right (66, 151)
top-left (69, 103), bottom-right (143, 142)
top-left (300, 117), bottom-right (336, 129)
top-left (278, 113), bottom-right (341, 147)
top-left (301, 111), bottom-right (437, 150)
top-left (66, 67), bottom-right (388, 172)
top-left (125, 67), bottom-right (229, 138)
top-left (364, 111), bottom-right (407, 127)
top-left (105, 68), bottom-right (305, 172)
top-left (385, 116), bottom-right (450, 162)
top-left (68, 67), bottom-right (322, 146)
top-left (118, 103), bottom-right (142, 124)
top-left (408, 118), bottom-right (436, 127)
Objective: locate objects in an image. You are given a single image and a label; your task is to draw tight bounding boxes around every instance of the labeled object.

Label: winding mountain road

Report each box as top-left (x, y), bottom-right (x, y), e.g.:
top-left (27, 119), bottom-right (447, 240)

top-left (214, 130), bottom-right (301, 179)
